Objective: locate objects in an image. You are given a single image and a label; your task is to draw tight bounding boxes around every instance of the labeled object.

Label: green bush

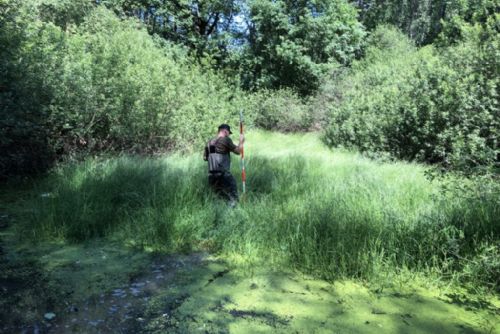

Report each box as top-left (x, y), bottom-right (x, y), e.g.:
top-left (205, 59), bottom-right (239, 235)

top-left (323, 24), bottom-right (499, 174)
top-left (249, 89), bottom-right (310, 132)
top-left (0, 1), bottom-right (246, 178)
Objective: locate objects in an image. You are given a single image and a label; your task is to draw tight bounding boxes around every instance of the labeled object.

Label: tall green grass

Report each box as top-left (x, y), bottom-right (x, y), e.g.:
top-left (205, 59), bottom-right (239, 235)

top-left (23, 131), bottom-right (499, 289)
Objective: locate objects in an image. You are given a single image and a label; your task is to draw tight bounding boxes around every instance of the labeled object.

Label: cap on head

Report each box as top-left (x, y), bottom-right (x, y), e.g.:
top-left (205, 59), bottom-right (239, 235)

top-left (218, 124), bottom-right (233, 134)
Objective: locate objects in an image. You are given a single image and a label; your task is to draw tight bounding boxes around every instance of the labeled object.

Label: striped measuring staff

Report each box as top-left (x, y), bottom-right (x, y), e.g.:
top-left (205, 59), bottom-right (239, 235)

top-left (239, 110), bottom-right (246, 195)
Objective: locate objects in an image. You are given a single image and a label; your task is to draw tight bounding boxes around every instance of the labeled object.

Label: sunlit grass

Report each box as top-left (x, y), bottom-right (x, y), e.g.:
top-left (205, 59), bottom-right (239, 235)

top-left (22, 131), bottom-right (499, 288)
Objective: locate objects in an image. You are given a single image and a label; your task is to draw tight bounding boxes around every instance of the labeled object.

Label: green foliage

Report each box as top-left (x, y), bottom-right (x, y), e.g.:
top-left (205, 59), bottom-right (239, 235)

top-left (100, 0), bottom-right (365, 96)
top-left (353, 0), bottom-right (499, 45)
top-left (249, 89), bottom-right (310, 132)
top-left (459, 244), bottom-right (500, 291)
top-left (0, 1), bottom-right (245, 177)
top-left (438, 0), bottom-right (499, 45)
top-left (323, 25), bottom-right (499, 174)
top-left (22, 131), bottom-right (500, 289)
top-left (0, 0), bottom-right (62, 176)
top-left (240, 0), bottom-right (365, 95)
top-left (1, 0), bottom-right (497, 178)
top-left (37, 0), bottom-right (95, 28)
top-left (100, 0), bottom-right (240, 62)
top-left (355, 0), bottom-right (448, 45)
top-left (27, 156), bottom-right (208, 243)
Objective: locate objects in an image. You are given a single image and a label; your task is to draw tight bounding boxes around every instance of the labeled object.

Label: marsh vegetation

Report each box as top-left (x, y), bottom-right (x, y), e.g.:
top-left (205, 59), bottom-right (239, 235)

top-left (1, 0), bottom-right (498, 332)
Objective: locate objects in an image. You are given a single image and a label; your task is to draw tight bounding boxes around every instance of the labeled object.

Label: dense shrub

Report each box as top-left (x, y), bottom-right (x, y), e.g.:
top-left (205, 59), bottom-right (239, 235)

top-left (0, 1), bottom-right (246, 178)
top-left (249, 89), bottom-right (310, 132)
top-left (323, 25), bottom-right (499, 174)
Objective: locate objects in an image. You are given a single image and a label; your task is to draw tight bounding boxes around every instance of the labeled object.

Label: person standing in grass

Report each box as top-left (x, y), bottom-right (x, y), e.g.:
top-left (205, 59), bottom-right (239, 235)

top-left (203, 124), bottom-right (245, 205)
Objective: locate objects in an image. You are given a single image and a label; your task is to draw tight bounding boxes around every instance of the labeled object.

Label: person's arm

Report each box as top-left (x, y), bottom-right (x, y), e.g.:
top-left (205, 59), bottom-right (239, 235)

top-left (233, 134), bottom-right (245, 154)
top-left (224, 135), bottom-right (244, 155)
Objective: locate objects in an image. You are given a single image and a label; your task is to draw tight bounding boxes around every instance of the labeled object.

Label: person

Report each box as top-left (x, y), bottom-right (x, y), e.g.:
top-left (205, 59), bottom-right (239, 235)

top-left (203, 124), bottom-right (245, 204)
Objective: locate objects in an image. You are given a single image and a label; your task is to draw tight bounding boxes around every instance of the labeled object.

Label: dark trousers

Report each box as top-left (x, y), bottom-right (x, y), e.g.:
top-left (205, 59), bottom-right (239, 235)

top-left (208, 172), bottom-right (238, 202)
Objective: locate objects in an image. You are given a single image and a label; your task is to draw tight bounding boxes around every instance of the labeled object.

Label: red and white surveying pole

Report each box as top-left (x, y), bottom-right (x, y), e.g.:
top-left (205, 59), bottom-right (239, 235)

top-left (239, 110), bottom-right (246, 196)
